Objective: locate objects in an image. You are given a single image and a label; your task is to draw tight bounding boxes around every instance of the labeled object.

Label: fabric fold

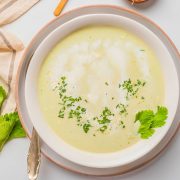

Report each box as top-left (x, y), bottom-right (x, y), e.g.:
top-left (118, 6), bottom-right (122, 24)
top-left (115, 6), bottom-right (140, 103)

top-left (0, 0), bottom-right (40, 26)
top-left (0, 0), bottom-right (41, 115)
top-left (0, 0), bottom-right (42, 151)
top-left (0, 29), bottom-right (23, 114)
top-left (0, 28), bottom-right (24, 51)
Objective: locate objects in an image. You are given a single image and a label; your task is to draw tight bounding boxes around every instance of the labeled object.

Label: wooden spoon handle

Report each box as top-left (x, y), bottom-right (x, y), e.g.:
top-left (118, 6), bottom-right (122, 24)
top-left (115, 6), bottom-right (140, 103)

top-left (54, 0), bottom-right (68, 16)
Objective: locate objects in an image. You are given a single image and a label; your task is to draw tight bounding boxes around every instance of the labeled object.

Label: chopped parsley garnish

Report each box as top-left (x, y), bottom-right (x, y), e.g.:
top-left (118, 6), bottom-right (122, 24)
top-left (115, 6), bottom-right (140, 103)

top-left (135, 106), bottom-right (168, 139)
top-left (120, 121), bottom-right (126, 128)
top-left (83, 123), bottom-right (91, 133)
top-left (99, 125), bottom-right (108, 132)
top-left (89, 107), bottom-right (114, 133)
top-left (56, 76), bottom-right (167, 138)
top-left (102, 107), bottom-right (114, 117)
top-left (58, 107), bottom-right (66, 118)
top-left (97, 107), bottom-right (114, 125)
top-left (120, 79), bottom-right (146, 100)
top-left (57, 76), bottom-right (87, 128)
top-left (98, 118), bottom-right (111, 124)
top-left (68, 106), bottom-right (86, 121)
top-left (116, 103), bottom-right (128, 116)
top-left (141, 96), bottom-right (145, 100)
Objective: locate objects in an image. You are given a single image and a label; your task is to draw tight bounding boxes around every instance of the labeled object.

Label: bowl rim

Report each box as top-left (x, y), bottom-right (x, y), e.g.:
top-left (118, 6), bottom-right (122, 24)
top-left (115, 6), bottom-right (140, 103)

top-left (24, 13), bottom-right (179, 168)
top-left (16, 5), bottom-right (179, 172)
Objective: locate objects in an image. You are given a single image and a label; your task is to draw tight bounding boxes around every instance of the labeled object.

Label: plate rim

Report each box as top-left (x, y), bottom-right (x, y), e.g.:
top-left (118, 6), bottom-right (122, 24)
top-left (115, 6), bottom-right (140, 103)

top-left (15, 5), bottom-right (180, 176)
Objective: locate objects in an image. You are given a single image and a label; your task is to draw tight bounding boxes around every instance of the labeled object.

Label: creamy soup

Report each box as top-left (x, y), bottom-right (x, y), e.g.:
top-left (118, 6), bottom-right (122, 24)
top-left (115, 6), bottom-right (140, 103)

top-left (38, 26), bottom-right (165, 153)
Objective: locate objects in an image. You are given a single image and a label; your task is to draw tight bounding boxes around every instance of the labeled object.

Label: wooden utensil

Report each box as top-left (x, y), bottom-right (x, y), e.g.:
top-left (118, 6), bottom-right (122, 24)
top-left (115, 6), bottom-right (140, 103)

top-left (54, 0), bottom-right (68, 16)
top-left (128, 0), bottom-right (148, 4)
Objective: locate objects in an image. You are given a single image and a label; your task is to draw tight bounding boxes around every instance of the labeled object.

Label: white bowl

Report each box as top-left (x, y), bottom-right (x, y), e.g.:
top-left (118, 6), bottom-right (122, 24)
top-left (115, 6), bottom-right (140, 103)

top-left (25, 14), bottom-right (179, 168)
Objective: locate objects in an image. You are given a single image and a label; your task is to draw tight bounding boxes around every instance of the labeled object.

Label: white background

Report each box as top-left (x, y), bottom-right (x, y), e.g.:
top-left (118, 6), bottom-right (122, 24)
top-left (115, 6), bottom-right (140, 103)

top-left (0, 0), bottom-right (180, 180)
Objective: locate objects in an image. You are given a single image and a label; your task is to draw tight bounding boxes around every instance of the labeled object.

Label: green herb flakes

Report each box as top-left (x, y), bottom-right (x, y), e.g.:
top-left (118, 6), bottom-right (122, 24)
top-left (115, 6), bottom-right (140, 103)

top-left (119, 121), bottom-right (126, 129)
top-left (116, 103), bottom-right (128, 116)
top-left (56, 76), bottom-right (166, 138)
top-left (83, 123), bottom-right (91, 133)
top-left (57, 76), bottom-right (88, 132)
top-left (99, 125), bottom-right (108, 132)
top-left (119, 79), bottom-right (146, 100)
top-left (68, 106), bottom-right (86, 121)
top-left (92, 107), bottom-right (114, 133)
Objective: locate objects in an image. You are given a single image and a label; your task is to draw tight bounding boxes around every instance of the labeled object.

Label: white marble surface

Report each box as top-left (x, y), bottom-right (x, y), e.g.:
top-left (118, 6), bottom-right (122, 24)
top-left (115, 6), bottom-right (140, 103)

top-left (0, 0), bottom-right (180, 179)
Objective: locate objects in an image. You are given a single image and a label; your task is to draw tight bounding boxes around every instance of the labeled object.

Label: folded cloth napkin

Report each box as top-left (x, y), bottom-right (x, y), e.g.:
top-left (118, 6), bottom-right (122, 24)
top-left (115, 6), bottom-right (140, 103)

top-left (0, 0), bottom-right (40, 150)
top-left (0, 0), bottom-right (40, 26)
top-left (0, 28), bottom-right (24, 114)
top-left (0, 28), bottom-right (24, 151)
top-left (0, 0), bottom-right (40, 114)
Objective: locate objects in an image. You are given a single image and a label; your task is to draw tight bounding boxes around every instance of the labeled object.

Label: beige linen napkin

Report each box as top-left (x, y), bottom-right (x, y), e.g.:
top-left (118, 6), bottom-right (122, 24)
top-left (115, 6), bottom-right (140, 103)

top-left (0, 0), bottom-right (40, 114)
top-left (0, 0), bottom-right (40, 26)
top-left (0, 29), bottom-right (23, 114)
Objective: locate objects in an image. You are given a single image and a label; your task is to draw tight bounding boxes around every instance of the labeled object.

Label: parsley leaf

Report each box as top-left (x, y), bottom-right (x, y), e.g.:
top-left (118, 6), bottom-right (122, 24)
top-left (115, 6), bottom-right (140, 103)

top-left (151, 106), bottom-right (168, 128)
top-left (0, 86), bottom-right (7, 109)
top-left (135, 106), bottom-right (168, 139)
top-left (0, 112), bottom-right (26, 151)
top-left (8, 119), bottom-right (26, 140)
top-left (135, 110), bottom-right (154, 124)
top-left (0, 113), bottom-right (16, 151)
top-left (139, 127), bottom-right (155, 139)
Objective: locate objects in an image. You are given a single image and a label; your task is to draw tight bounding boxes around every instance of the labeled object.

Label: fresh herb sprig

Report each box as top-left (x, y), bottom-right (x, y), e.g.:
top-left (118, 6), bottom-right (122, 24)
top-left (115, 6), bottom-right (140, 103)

top-left (0, 112), bottom-right (26, 151)
top-left (0, 86), bottom-right (26, 151)
top-left (135, 106), bottom-right (168, 139)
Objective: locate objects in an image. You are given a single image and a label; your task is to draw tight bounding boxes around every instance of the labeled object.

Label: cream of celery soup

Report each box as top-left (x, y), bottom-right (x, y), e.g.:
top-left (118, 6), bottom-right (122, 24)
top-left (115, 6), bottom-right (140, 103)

top-left (38, 26), bottom-right (166, 153)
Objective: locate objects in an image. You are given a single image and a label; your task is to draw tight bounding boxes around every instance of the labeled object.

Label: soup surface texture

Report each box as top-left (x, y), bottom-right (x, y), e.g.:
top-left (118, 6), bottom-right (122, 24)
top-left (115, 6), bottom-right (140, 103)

top-left (38, 26), bottom-right (164, 153)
